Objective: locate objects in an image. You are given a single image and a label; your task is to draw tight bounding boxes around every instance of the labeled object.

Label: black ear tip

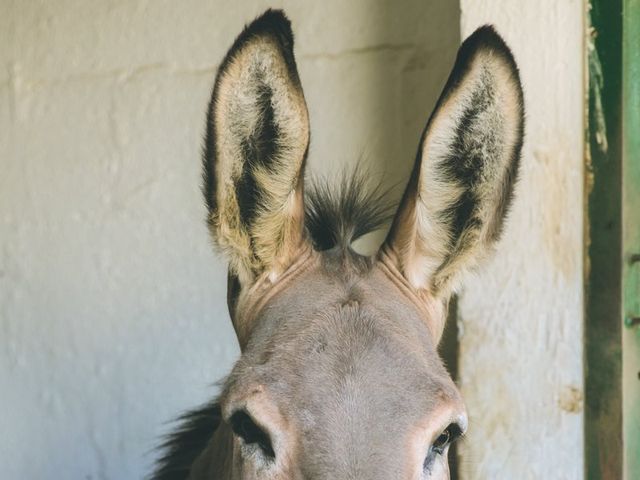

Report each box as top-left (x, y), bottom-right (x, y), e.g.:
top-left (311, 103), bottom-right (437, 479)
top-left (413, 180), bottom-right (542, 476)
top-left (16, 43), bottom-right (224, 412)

top-left (255, 8), bottom-right (290, 24)
top-left (462, 24), bottom-right (518, 66)
top-left (471, 24), bottom-right (502, 38)
top-left (243, 9), bottom-right (294, 44)
top-left (218, 9), bottom-right (296, 76)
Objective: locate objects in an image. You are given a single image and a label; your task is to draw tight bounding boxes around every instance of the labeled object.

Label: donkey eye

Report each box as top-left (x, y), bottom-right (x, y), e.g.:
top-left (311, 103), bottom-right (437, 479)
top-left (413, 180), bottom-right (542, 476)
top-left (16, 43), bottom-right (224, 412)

top-left (424, 422), bottom-right (463, 472)
top-left (432, 423), bottom-right (462, 454)
top-left (433, 430), bottom-right (451, 450)
top-left (230, 410), bottom-right (275, 459)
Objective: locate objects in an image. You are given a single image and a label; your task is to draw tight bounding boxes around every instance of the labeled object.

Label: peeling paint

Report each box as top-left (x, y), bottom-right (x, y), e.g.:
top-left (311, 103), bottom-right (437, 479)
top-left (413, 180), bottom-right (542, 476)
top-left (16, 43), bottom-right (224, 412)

top-left (583, 1), bottom-right (595, 305)
top-left (559, 385), bottom-right (584, 414)
top-left (587, 16), bottom-right (609, 154)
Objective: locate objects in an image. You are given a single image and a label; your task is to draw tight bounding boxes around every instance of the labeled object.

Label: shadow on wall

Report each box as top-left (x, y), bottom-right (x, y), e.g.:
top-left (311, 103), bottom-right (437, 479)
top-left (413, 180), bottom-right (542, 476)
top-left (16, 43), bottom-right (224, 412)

top-left (299, 1), bottom-right (462, 255)
top-left (299, 0), bottom-right (461, 193)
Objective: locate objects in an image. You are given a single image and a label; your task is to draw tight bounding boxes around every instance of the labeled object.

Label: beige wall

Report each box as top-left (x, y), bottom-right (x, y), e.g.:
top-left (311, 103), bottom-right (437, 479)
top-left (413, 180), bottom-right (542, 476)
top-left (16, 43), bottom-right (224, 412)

top-left (458, 0), bottom-right (585, 478)
top-left (2, 1), bottom-right (586, 478)
top-left (0, 1), bottom-right (460, 478)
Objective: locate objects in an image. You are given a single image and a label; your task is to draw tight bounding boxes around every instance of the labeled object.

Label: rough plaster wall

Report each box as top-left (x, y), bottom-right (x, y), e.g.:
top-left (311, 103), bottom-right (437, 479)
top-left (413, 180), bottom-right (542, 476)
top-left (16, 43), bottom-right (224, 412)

top-left (0, 1), bottom-right (459, 478)
top-left (458, 1), bottom-right (585, 479)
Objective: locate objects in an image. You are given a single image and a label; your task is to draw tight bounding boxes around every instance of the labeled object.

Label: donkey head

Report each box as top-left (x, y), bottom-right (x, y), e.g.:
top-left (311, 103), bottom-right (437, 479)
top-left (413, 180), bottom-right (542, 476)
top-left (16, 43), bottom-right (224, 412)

top-left (200, 9), bottom-right (523, 480)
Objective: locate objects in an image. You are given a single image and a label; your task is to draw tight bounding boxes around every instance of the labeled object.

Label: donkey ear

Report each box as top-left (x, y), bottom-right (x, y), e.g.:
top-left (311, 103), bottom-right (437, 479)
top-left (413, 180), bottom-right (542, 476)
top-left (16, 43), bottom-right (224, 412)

top-left (384, 26), bottom-right (524, 298)
top-left (203, 10), bottom-right (310, 283)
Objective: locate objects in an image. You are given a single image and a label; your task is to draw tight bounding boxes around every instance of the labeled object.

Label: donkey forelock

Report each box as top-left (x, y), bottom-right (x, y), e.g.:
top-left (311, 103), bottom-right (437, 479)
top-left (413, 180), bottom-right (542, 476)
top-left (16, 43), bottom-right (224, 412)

top-left (153, 8), bottom-right (523, 480)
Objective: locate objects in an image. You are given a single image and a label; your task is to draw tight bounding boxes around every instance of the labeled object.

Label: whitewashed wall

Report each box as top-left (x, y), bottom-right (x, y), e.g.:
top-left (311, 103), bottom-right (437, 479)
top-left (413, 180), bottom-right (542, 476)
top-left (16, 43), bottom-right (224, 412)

top-left (0, 1), bottom-right (460, 478)
top-left (458, 1), bottom-right (585, 479)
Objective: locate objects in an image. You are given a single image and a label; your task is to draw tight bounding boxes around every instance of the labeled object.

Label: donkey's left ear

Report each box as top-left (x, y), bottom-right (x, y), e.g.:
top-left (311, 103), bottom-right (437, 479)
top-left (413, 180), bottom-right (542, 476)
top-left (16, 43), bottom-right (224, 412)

top-left (383, 26), bottom-right (524, 298)
top-left (203, 10), bottom-right (309, 284)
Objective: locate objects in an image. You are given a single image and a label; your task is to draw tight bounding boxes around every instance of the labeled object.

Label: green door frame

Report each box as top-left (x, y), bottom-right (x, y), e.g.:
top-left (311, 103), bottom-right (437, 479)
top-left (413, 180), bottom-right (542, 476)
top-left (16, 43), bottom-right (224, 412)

top-left (586, 0), bottom-right (639, 478)
top-left (622, 0), bottom-right (640, 477)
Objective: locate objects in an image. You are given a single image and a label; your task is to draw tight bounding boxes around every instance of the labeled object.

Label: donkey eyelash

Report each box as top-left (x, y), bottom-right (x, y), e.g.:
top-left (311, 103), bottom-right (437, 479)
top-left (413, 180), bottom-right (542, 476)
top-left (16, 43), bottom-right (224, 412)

top-left (230, 410), bottom-right (276, 460)
top-left (426, 421), bottom-right (465, 458)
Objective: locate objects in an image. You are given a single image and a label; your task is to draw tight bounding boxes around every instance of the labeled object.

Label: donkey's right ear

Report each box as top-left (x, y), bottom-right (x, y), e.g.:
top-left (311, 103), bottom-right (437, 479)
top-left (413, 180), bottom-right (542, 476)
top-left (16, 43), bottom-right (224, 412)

top-left (203, 10), bottom-right (309, 284)
top-left (383, 26), bottom-right (524, 300)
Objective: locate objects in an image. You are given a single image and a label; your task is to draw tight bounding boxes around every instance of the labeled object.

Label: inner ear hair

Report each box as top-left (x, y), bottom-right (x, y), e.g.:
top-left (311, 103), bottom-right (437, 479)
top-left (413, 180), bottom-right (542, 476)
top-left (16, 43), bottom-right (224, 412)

top-left (385, 25), bottom-right (524, 297)
top-left (203, 10), bottom-right (310, 284)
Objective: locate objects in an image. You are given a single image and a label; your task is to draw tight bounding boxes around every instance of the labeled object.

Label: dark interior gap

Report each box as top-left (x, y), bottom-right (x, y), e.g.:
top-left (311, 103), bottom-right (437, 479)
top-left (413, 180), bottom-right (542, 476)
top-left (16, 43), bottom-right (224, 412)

top-left (439, 295), bottom-right (460, 479)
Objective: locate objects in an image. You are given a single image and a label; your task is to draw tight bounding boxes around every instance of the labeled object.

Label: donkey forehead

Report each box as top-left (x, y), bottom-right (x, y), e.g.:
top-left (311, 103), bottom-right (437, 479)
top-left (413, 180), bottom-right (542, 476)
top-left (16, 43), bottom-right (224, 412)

top-left (229, 253), bottom-right (461, 415)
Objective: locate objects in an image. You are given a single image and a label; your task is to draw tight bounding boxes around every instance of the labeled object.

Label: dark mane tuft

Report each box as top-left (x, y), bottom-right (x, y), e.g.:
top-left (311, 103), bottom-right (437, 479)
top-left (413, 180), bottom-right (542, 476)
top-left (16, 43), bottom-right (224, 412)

top-left (150, 400), bottom-right (221, 480)
top-left (305, 166), bottom-right (395, 252)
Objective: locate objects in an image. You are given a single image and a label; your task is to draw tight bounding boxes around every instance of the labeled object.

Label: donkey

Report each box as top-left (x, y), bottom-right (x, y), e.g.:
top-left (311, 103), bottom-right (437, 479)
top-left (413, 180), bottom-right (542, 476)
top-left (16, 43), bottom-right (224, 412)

top-left (152, 9), bottom-right (524, 480)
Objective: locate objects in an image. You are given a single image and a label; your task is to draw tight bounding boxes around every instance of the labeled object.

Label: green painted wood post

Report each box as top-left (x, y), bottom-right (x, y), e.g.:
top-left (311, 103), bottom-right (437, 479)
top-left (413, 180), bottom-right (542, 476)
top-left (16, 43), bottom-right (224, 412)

top-left (586, 0), bottom-right (640, 477)
top-left (622, 0), bottom-right (640, 477)
top-left (585, 0), bottom-right (623, 478)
